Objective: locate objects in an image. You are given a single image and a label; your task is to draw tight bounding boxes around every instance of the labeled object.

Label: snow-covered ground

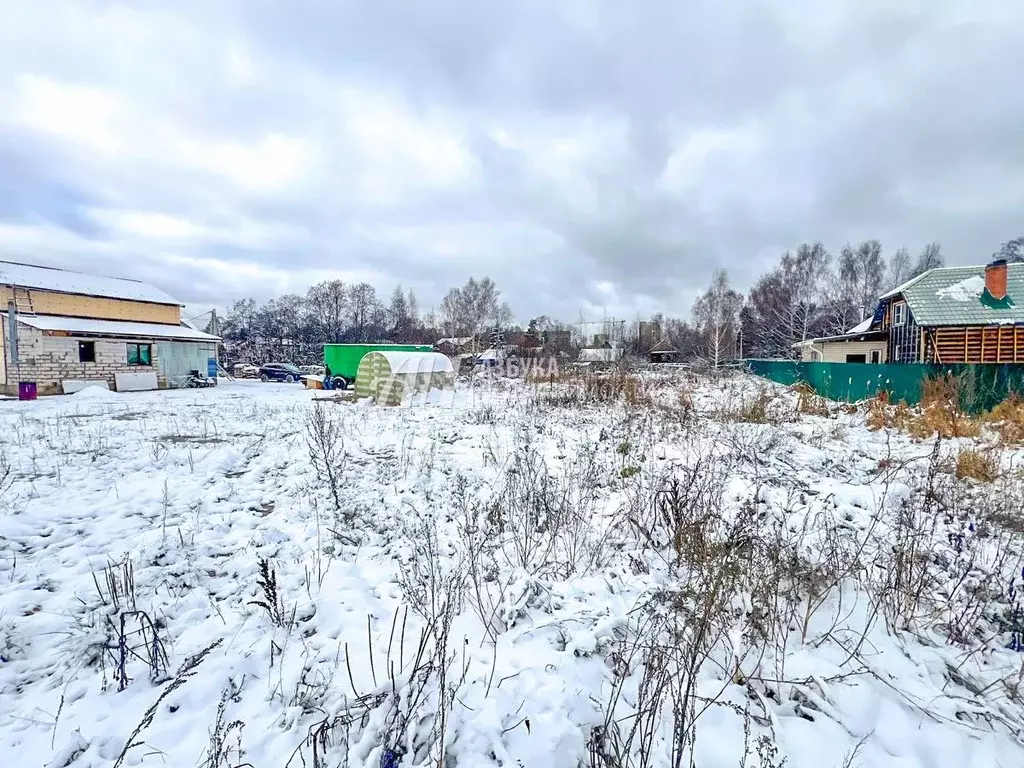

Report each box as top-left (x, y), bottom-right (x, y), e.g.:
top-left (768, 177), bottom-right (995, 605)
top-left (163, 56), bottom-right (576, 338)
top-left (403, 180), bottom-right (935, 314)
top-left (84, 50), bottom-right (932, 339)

top-left (2, 375), bottom-right (1024, 768)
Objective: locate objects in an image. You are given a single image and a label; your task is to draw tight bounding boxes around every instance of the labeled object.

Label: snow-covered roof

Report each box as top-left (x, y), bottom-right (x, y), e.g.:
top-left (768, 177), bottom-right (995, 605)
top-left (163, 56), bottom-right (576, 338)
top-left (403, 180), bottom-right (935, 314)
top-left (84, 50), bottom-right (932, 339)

top-left (368, 351), bottom-right (454, 374)
top-left (0, 260), bottom-right (181, 306)
top-left (936, 276), bottom-right (985, 302)
top-left (845, 317), bottom-right (873, 334)
top-left (17, 315), bottom-right (220, 341)
top-left (435, 336), bottom-right (475, 346)
top-left (880, 263), bottom-right (1023, 326)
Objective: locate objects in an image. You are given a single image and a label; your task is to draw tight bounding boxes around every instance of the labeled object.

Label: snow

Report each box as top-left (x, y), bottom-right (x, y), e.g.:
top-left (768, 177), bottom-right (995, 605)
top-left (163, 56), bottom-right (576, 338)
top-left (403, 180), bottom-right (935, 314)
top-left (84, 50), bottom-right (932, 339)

top-left (0, 260), bottom-right (181, 306)
top-left (72, 384), bottom-right (121, 400)
top-left (579, 347), bottom-right (623, 362)
top-left (372, 350), bottom-right (454, 373)
top-left (18, 315), bottom-right (220, 341)
top-left (845, 317), bottom-right (872, 334)
top-left (2, 376), bottom-right (1024, 768)
top-left (937, 275), bottom-right (986, 302)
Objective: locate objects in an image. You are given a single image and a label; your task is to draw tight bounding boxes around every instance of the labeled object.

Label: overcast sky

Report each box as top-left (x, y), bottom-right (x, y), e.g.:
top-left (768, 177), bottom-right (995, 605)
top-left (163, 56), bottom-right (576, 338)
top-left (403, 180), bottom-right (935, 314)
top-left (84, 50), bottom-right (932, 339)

top-left (1, 1), bottom-right (1022, 323)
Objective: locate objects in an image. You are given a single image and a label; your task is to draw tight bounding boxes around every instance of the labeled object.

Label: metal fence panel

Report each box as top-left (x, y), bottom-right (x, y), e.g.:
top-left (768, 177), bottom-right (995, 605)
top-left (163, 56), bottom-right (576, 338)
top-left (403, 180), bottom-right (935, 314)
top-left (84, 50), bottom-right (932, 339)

top-left (746, 360), bottom-right (1024, 413)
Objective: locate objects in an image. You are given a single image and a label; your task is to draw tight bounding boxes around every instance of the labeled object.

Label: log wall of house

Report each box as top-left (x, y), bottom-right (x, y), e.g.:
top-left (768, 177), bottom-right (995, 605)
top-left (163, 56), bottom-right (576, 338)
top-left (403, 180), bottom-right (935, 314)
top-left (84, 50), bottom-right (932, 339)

top-left (923, 325), bottom-right (1024, 364)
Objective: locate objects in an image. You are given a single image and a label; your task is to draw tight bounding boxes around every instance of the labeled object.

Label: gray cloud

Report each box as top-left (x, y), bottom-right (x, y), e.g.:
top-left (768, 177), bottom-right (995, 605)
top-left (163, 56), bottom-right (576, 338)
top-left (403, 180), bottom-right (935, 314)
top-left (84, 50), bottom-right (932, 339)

top-left (1, 0), bottom-right (1022, 323)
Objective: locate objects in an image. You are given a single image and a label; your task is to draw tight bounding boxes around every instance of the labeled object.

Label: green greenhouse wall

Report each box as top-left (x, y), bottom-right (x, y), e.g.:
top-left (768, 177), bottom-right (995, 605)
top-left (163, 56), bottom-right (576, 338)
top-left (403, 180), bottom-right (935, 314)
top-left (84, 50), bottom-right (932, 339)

top-left (746, 360), bottom-right (1024, 413)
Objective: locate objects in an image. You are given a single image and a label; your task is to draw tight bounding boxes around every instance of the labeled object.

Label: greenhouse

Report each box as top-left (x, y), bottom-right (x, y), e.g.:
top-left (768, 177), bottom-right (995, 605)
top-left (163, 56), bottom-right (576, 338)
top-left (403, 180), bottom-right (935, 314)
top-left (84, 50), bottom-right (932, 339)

top-left (353, 351), bottom-right (455, 405)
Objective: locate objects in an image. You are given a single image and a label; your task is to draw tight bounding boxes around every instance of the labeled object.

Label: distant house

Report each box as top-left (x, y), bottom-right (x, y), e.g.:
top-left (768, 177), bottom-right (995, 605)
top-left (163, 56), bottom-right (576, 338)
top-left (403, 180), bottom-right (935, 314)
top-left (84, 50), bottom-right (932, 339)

top-left (796, 259), bottom-right (1024, 364)
top-left (1, 260), bottom-right (220, 395)
top-left (648, 338), bottom-right (680, 364)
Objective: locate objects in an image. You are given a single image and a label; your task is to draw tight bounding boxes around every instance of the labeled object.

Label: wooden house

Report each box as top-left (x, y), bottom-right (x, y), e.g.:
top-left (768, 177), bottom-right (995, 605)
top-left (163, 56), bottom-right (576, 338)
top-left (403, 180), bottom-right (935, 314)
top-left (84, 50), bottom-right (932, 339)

top-left (797, 259), bottom-right (1024, 364)
top-left (648, 338), bottom-right (680, 364)
top-left (1, 260), bottom-right (220, 395)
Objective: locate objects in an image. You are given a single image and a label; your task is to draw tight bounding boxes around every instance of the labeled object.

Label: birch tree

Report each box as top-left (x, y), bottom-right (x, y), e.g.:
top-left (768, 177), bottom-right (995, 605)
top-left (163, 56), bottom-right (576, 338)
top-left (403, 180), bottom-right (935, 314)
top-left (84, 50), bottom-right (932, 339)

top-left (692, 269), bottom-right (743, 368)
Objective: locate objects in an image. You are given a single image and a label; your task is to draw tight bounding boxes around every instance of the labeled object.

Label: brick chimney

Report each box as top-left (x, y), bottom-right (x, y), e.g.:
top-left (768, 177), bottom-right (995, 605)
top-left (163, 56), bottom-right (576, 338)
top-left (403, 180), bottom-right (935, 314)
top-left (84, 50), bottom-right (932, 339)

top-left (985, 258), bottom-right (1008, 301)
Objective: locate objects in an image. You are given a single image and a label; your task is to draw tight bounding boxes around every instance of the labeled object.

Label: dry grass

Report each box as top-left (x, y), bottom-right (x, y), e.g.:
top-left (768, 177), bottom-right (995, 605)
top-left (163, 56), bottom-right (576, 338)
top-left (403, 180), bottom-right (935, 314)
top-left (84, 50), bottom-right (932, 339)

top-left (866, 393), bottom-right (913, 432)
top-left (981, 395), bottom-right (1024, 445)
top-left (908, 376), bottom-right (980, 439)
top-left (793, 382), bottom-right (830, 417)
top-left (955, 448), bottom-right (1001, 483)
top-left (533, 368), bottom-right (654, 409)
top-left (866, 377), bottom-right (980, 439)
top-left (719, 388), bottom-right (791, 425)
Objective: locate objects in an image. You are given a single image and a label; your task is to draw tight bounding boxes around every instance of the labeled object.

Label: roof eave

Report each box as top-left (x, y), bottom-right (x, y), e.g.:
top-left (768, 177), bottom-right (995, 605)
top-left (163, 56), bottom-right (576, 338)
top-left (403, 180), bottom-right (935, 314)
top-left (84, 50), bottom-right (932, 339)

top-left (26, 286), bottom-right (183, 307)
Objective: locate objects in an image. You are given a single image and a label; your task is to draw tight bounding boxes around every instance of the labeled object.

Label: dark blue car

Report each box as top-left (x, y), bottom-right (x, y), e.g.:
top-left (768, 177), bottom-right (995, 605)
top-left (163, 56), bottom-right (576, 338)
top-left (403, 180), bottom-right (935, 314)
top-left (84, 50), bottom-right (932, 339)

top-left (259, 363), bottom-right (303, 383)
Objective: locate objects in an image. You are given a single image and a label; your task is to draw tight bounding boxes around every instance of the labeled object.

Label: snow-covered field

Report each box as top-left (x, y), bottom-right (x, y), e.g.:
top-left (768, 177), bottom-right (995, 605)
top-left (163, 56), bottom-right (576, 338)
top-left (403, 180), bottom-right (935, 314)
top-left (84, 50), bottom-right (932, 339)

top-left (2, 374), bottom-right (1024, 768)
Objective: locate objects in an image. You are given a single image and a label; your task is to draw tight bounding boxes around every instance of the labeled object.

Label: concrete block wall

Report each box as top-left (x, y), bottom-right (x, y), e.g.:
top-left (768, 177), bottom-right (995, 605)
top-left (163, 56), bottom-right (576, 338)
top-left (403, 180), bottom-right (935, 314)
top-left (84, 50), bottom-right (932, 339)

top-left (5, 326), bottom-right (164, 395)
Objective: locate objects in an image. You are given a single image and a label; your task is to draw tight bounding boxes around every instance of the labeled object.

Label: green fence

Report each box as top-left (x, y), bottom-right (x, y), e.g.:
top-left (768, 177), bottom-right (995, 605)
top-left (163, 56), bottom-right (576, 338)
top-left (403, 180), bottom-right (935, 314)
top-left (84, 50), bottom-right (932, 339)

top-left (746, 360), bottom-right (1024, 413)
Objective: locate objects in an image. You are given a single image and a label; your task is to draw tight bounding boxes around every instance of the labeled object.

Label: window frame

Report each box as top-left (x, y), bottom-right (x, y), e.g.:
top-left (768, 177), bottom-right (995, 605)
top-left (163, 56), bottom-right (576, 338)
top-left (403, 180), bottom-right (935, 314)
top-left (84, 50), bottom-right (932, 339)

top-left (892, 301), bottom-right (908, 327)
top-left (870, 349), bottom-right (882, 364)
top-left (78, 340), bottom-right (96, 363)
top-left (126, 343), bottom-right (153, 367)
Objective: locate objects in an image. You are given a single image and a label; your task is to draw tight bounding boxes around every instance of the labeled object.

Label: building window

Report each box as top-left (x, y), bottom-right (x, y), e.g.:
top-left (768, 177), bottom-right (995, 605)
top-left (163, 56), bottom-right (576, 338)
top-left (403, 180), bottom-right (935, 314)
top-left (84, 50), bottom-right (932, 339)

top-left (846, 354), bottom-right (867, 363)
top-left (78, 341), bottom-right (96, 363)
top-left (892, 302), bottom-right (907, 327)
top-left (870, 349), bottom-right (882, 364)
top-left (127, 343), bottom-right (152, 366)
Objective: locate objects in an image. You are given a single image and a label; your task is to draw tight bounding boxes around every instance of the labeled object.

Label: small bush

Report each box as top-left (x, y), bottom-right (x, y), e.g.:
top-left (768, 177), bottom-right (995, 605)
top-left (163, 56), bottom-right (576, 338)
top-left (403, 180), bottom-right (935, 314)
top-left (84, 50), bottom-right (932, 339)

top-left (955, 448), bottom-right (1000, 483)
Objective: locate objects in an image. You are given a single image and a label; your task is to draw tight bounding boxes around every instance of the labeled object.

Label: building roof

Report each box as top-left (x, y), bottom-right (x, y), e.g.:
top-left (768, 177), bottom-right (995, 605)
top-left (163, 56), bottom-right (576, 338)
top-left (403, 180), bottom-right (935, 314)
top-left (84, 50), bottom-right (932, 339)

top-left (0, 260), bottom-right (181, 306)
top-left (649, 338), bottom-right (679, 354)
top-left (17, 315), bottom-right (220, 341)
top-left (880, 262), bottom-right (1024, 326)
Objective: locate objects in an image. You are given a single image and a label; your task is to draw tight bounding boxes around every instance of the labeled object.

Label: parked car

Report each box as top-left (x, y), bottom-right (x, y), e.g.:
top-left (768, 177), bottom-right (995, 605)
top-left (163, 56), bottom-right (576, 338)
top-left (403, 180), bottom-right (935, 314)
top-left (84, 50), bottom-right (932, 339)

top-left (259, 363), bottom-right (303, 383)
top-left (299, 365), bottom-right (326, 377)
top-left (235, 363), bottom-right (260, 377)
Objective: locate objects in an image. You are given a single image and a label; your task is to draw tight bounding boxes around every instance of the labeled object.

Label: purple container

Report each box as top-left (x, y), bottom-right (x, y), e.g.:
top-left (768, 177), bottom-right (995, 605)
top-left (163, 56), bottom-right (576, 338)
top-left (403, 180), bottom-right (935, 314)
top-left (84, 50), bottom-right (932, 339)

top-left (18, 381), bottom-right (37, 401)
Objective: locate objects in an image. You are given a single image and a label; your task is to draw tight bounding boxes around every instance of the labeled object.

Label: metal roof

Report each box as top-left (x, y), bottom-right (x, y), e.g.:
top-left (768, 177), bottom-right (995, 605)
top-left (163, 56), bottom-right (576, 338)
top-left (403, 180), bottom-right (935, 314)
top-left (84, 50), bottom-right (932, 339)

top-left (0, 260), bottom-right (181, 306)
top-left (885, 263), bottom-right (1024, 327)
top-left (18, 315), bottom-right (220, 341)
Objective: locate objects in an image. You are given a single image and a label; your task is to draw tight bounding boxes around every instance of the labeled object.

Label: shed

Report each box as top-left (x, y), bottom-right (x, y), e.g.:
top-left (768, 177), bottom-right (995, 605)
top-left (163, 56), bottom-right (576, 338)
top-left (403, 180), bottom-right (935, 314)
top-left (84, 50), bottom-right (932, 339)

top-left (354, 351), bottom-right (455, 406)
top-left (648, 338), bottom-right (680, 364)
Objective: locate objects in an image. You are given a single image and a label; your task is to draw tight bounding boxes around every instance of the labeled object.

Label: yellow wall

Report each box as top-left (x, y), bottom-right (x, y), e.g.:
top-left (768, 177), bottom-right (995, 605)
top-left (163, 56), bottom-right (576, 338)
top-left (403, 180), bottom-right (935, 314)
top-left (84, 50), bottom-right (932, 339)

top-left (0, 287), bottom-right (180, 324)
top-left (800, 340), bottom-right (888, 363)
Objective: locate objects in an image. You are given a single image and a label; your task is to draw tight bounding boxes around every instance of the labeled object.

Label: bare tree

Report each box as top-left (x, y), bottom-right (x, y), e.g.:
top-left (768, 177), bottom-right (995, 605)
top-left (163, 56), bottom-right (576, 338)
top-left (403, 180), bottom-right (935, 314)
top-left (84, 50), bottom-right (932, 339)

top-left (348, 283), bottom-right (381, 342)
top-left (306, 280), bottom-right (349, 343)
top-left (693, 270), bottom-right (743, 367)
top-left (912, 242), bottom-right (943, 277)
top-left (388, 286), bottom-right (413, 340)
top-left (782, 242), bottom-right (831, 344)
top-left (438, 277), bottom-right (512, 339)
top-left (835, 240), bottom-right (886, 329)
top-left (745, 268), bottom-right (791, 358)
top-left (888, 247), bottom-right (912, 289)
top-left (996, 237), bottom-right (1024, 263)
